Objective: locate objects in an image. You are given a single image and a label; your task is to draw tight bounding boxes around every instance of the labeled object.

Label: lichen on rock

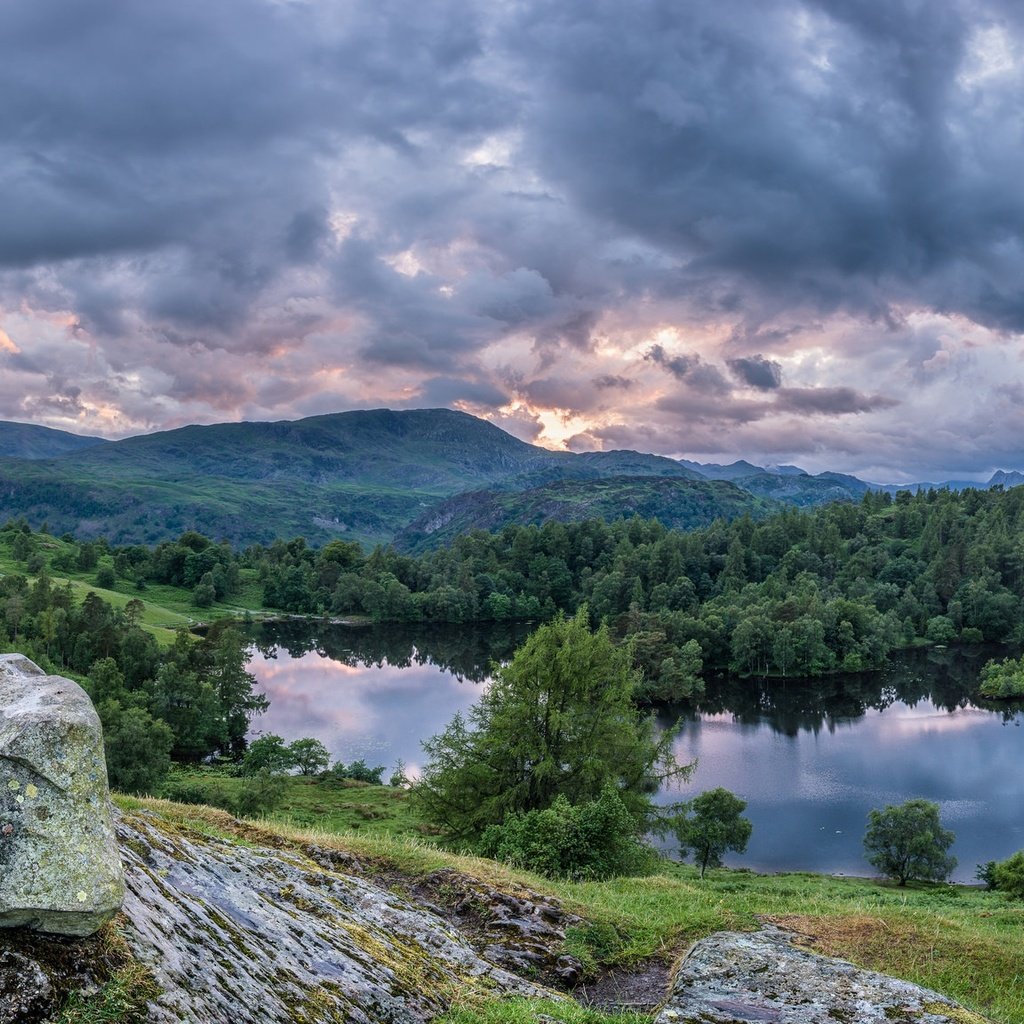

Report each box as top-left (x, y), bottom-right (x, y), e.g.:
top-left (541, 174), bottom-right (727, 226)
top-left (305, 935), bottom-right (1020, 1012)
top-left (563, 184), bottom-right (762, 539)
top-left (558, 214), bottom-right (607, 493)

top-left (0, 655), bottom-right (124, 938)
top-left (114, 810), bottom-right (555, 1023)
top-left (656, 924), bottom-right (984, 1024)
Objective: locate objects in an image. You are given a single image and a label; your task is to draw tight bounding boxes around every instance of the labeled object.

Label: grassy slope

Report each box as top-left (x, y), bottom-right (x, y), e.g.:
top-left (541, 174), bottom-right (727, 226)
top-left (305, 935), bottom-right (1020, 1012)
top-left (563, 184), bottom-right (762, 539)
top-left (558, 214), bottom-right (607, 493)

top-left (0, 533), bottom-right (266, 645)
top-left (116, 794), bottom-right (1024, 1024)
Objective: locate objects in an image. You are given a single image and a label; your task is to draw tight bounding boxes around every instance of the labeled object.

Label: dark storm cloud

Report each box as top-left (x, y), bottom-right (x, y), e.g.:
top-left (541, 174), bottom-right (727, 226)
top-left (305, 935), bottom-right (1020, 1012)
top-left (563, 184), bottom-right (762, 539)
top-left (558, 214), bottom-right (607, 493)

top-left (645, 345), bottom-right (698, 381)
top-left (413, 376), bottom-right (509, 408)
top-left (776, 387), bottom-right (898, 415)
top-left (1, 0), bottom-right (1023, 477)
top-left (593, 374), bottom-right (633, 390)
top-left (646, 345), bottom-right (732, 393)
top-left (507, 0), bottom-right (1024, 332)
top-left (727, 355), bottom-right (783, 390)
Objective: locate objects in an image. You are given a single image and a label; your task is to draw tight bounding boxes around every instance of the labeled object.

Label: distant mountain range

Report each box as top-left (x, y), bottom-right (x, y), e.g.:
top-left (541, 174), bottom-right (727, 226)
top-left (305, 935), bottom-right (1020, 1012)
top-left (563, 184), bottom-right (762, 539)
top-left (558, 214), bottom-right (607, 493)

top-left (0, 411), bottom-right (1018, 548)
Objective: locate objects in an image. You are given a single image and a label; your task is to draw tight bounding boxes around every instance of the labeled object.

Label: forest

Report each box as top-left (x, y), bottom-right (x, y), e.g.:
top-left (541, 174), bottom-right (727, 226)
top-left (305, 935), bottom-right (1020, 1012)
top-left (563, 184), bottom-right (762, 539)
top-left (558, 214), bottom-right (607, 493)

top-left (2, 483), bottom-right (1023, 789)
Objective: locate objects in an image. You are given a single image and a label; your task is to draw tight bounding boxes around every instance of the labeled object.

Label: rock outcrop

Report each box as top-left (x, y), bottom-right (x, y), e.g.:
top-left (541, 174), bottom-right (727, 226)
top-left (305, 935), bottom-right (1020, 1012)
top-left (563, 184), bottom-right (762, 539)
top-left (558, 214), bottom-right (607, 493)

top-left (656, 924), bottom-right (984, 1024)
top-left (0, 655), bottom-right (124, 938)
top-left (117, 810), bottom-right (553, 1023)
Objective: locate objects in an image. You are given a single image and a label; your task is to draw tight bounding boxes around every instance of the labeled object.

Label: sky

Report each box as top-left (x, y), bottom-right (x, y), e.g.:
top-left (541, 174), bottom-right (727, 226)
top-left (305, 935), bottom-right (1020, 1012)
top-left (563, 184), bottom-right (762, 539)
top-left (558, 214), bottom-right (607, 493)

top-left (2, 0), bottom-right (1024, 480)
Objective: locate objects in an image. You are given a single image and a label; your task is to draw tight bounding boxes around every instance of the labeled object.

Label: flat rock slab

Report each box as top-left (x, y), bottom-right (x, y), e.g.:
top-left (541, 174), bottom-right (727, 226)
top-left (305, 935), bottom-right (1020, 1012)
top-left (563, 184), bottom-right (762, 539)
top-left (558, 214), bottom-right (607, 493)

top-left (0, 654), bottom-right (124, 937)
top-left (656, 925), bottom-right (985, 1024)
top-left (117, 812), bottom-right (553, 1024)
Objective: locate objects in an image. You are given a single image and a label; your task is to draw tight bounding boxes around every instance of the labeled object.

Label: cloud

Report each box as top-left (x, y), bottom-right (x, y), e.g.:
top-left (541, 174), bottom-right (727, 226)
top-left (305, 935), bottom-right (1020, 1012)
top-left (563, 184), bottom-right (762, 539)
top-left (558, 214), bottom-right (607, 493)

top-left (646, 345), bottom-right (732, 393)
top-left (593, 374), bottom-right (633, 390)
top-left (727, 355), bottom-right (784, 390)
top-left (0, 0), bottom-right (1023, 479)
top-left (776, 386), bottom-right (899, 415)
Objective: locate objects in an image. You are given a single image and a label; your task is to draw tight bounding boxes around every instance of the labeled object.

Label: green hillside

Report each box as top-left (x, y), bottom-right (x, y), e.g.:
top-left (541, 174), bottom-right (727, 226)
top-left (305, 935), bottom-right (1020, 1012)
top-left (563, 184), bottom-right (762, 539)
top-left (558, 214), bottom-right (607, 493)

top-left (0, 410), bottom-right (766, 548)
top-left (0, 409), bottom-right (879, 549)
top-left (0, 419), bottom-right (106, 459)
top-left (395, 476), bottom-right (777, 553)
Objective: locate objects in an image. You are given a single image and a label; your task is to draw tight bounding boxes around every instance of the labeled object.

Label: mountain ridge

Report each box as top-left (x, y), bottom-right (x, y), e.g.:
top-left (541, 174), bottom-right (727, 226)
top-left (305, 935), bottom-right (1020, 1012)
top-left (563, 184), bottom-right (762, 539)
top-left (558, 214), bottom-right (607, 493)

top-left (0, 408), bottom-right (1019, 547)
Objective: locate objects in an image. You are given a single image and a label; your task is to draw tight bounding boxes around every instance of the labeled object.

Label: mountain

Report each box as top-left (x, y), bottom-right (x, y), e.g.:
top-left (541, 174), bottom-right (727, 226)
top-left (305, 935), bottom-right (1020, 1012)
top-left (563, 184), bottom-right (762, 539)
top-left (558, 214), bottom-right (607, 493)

top-left (987, 470), bottom-right (1024, 489)
top-left (57, 408), bottom-right (550, 490)
top-left (0, 419), bottom-right (106, 459)
top-left (726, 469), bottom-right (870, 506)
top-left (394, 476), bottom-right (776, 553)
top-left (1, 407), bottom-right (1020, 548)
top-left (0, 410), bottom-right (753, 547)
top-left (678, 458), bottom-right (768, 480)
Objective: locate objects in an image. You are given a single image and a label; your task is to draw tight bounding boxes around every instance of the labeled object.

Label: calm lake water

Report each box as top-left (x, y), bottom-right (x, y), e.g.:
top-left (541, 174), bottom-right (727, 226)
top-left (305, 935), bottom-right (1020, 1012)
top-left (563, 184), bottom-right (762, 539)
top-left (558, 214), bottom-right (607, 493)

top-left (247, 621), bottom-right (1024, 881)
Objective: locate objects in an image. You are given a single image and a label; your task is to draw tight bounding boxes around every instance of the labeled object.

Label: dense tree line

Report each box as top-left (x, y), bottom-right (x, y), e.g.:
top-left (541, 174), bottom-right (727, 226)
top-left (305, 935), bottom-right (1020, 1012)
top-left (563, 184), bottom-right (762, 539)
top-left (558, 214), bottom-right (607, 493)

top-left (245, 485), bottom-right (1024, 696)
top-left (9, 484), bottom-right (1024, 707)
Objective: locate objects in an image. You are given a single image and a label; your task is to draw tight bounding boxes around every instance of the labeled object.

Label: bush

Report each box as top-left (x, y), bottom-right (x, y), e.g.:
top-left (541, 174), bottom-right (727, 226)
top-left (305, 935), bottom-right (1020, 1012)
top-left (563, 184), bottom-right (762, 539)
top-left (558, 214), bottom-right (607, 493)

top-left (863, 799), bottom-right (957, 885)
top-left (241, 734), bottom-right (294, 776)
top-left (161, 779), bottom-right (220, 806)
top-left (96, 565), bottom-right (116, 589)
top-left (979, 656), bottom-right (1024, 699)
top-left (478, 785), bottom-right (653, 880)
top-left (925, 616), bottom-right (956, 643)
top-left (161, 778), bottom-right (237, 813)
top-left (324, 759), bottom-right (385, 784)
top-left (234, 769), bottom-right (286, 817)
top-left (991, 850), bottom-right (1024, 899)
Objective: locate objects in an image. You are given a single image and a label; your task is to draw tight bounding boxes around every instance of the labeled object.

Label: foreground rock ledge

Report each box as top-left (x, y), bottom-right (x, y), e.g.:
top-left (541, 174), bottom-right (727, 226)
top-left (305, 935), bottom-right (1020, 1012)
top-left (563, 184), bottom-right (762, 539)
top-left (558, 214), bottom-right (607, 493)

top-left (117, 811), bottom-right (552, 1023)
top-left (656, 925), bottom-right (983, 1024)
top-left (0, 654), bottom-right (124, 937)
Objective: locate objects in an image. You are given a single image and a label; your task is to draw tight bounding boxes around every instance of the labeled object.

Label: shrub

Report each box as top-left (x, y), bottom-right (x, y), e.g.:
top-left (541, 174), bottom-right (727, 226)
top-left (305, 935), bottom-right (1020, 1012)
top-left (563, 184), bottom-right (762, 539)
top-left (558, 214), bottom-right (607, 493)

top-left (991, 850), bottom-right (1024, 899)
top-left (324, 759), bottom-right (385, 784)
top-left (671, 787), bottom-right (753, 878)
top-left (478, 785), bottom-right (653, 880)
top-left (233, 769), bottom-right (286, 817)
top-left (979, 656), bottom-right (1024, 699)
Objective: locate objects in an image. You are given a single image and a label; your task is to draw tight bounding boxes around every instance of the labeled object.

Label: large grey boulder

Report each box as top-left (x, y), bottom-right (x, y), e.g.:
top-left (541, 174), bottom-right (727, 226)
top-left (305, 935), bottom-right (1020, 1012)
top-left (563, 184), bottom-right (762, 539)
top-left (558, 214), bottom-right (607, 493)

top-left (0, 654), bottom-right (124, 937)
top-left (656, 925), bottom-right (983, 1024)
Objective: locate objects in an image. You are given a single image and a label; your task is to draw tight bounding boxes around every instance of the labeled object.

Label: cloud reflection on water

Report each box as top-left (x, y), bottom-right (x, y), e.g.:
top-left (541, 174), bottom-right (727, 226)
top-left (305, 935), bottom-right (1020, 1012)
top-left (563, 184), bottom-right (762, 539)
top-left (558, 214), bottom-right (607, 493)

top-left (247, 627), bottom-right (1023, 881)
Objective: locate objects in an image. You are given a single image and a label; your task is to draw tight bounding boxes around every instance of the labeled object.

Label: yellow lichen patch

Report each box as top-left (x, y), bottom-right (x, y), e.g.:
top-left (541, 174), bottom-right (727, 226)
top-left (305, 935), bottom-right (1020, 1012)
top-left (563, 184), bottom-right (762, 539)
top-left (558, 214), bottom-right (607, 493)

top-left (25, 783), bottom-right (38, 799)
top-left (337, 919), bottom-right (474, 1006)
top-left (7, 779), bottom-right (20, 791)
top-left (922, 1003), bottom-right (991, 1024)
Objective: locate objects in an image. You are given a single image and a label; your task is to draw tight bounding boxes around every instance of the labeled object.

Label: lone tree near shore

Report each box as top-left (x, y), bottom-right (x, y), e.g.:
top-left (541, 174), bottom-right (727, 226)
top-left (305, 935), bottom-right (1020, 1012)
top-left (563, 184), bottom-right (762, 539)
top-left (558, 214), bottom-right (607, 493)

top-left (414, 608), bottom-right (690, 842)
top-left (863, 799), bottom-right (957, 885)
top-left (672, 787), bottom-right (753, 878)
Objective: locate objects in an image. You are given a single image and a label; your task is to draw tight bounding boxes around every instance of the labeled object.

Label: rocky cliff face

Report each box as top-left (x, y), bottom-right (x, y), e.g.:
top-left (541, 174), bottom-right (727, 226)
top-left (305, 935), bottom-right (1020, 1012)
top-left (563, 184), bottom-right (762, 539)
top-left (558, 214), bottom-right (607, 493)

top-left (117, 809), bottom-right (556, 1023)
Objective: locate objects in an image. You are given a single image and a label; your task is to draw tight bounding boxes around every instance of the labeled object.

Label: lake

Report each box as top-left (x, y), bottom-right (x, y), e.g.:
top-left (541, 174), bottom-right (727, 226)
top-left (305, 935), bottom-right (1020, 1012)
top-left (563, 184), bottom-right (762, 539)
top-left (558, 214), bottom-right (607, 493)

top-left (246, 621), bottom-right (1024, 881)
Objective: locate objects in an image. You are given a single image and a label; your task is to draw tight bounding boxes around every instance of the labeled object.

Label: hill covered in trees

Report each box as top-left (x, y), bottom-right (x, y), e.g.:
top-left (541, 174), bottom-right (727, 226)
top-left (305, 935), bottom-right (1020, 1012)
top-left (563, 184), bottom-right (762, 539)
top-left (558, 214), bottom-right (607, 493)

top-left (394, 476), bottom-right (776, 552)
